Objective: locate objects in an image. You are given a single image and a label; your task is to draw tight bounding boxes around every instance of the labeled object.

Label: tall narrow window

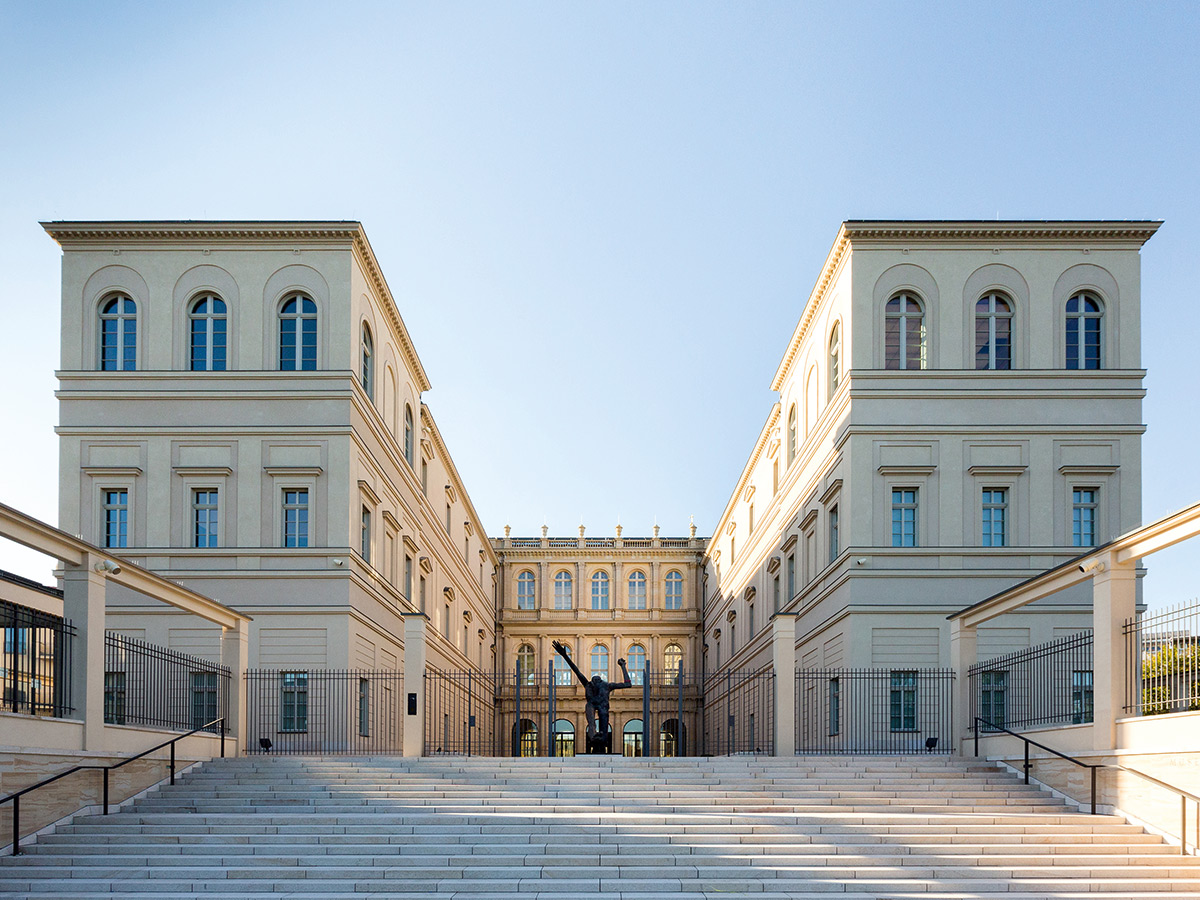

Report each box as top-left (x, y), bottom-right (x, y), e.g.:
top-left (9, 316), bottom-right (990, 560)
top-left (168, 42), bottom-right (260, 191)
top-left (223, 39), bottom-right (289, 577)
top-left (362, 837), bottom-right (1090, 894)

top-left (626, 643), bottom-right (646, 684)
top-left (786, 554), bottom-right (795, 602)
top-left (884, 293), bottom-right (926, 370)
top-left (99, 295), bottom-right (136, 371)
top-left (553, 648), bottom-right (573, 685)
top-left (1072, 670), bottom-right (1094, 724)
top-left (404, 554), bottom-right (413, 600)
top-left (191, 671), bottom-right (218, 729)
top-left (360, 323), bottom-right (374, 399)
top-left (748, 603), bottom-right (755, 636)
top-left (982, 489), bottom-right (1007, 547)
top-left (517, 644), bottom-right (536, 685)
top-left (627, 571), bottom-right (647, 610)
top-left (404, 405), bottom-right (414, 466)
top-left (975, 293), bottom-right (1012, 370)
top-left (103, 489), bottom-right (128, 549)
top-left (280, 672), bottom-right (308, 732)
top-left (279, 294), bottom-right (317, 371)
top-left (553, 571), bottom-right (572, 610)
top-left (517, 571), bottom-right (536, 610)
top-left (104, 671), bottom-right (126, 724)
top-left (664, 570), bottom-right (684, 610)
top-left (419, 575), bottom-right (426, 612)
top-left (829, 505), bottom-right (839, 562)
top-left (664, 643), bottom-right (683, 683)
top-left (829, 677), bottom-right (840, 735)
top-left (1073, 488), bottom-right (1098, 547)
top-left (828, 323), bottom-right (841, 395)
top-left (189, 295), bottom-right (227, 371)
top-left (889, 670), bottom-right (918, 731)
top-left (193, 489), bottom-right (218, 548)
top-left (420, 458), bottom-right (428, 494)
top-left (891, 489), bottom-right (918, 547)
top-left (590, 644), bottom-right (609, 679)
top-left (358, 678), bottom-right (370, 737)
top-left (773, 574), bottom-right (780, 611)
top-left (787, 405), bottom-right (797, 465)
top-left (591, 570), bottom-right (609, 610)
top-left (360, 506), bottom-right (372, 562)
top-left (282, 489), bottom-right (309, 548)
top-left (980, 670), bottom-right (1007, 730)
top-left (1065, 292), bottom-right (1103, 370)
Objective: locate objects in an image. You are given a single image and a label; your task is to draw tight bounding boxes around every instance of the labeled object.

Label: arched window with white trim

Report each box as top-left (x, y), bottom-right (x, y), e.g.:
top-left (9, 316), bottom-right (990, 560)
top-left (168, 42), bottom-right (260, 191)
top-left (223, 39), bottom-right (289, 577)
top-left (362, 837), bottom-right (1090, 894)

top-left (828, 322), bottom-right (841, 395)
top-left (626, 644), bottom-right (646, 684)
top-left (517, 643), bottom-right (535, 685)
top-left (279, 294), bottom-right (317, 370)
top-left (591, 570), bottom-right (609, 610)
top-left (189, 294), bottom-right (227, 371)
top-left (99, 295), bottom-right (137, 371)
top-left (884, 292), bottom-right (926, 370)
top-left (591, 644), bottom-right (609, 679)
top-left (360, 322), bottom-right (374, 399)
top-left (975, 293), bottom-right (1013, 370)
top-left (516, 571), bottom-right (535, 610)
top-left (554, 570), bottom-right (573, 610)
top-left (664, 570), bottom-right (684, 610)
top-left (404, 404), bottom-right (414, 466)
top-left (627, 571), bottom-right (647, 610)
top-left (1065, 292), bottom-right (1103, 370)
top-left (787, 404), bottom-right (797, 466)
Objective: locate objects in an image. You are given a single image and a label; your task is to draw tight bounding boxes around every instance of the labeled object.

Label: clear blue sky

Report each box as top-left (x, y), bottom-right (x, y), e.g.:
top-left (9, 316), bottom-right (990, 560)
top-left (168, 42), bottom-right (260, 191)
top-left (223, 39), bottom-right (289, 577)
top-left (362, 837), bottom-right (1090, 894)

top-left (1, 1), bottom-right (1198, 606)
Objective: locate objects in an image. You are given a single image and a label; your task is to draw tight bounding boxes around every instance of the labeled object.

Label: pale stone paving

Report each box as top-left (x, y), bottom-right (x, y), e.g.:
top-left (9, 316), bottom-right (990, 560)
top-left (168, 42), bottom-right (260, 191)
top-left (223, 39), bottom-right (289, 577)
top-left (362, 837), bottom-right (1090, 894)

top-left (0, 754), bottom-right (1197, 899)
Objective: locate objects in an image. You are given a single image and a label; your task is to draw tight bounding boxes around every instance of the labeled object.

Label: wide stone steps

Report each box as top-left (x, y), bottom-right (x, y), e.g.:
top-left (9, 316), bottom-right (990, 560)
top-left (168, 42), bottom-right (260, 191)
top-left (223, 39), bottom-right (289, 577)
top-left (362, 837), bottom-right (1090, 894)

top-left (0, 754), bottom-right (1197, 899)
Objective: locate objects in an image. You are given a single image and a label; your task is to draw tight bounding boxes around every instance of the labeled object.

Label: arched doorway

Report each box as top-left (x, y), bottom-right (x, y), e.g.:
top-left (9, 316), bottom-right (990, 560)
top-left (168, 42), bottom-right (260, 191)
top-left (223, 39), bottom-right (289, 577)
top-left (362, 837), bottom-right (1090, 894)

top-left (659, 718), bottom-right (686, 757)
top-left (553, 718), bottom-right (575, 757)
top-left (513, 718), bottom-right (538, 757)
top-left (623, 718), bottom-right (643, 757)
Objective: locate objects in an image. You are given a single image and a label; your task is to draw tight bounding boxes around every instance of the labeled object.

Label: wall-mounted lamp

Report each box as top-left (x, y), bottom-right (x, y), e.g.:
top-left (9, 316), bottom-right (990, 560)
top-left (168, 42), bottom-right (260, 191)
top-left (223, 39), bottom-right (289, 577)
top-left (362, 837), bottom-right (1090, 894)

top-left (855, 557), bottom-right (869, 566)
top-left (1078, 558), bottom-right (1106, 574)
top-left (332, 558), bottom-right (346, 567)
top-left (93, 559), bottom-right (122, 575)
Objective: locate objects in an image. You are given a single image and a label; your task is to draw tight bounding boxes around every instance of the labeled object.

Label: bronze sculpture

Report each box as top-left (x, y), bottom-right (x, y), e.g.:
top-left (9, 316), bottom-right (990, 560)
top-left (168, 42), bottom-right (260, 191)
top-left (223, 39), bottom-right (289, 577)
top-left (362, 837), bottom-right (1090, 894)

top-left (551, 640), bottom-right (632, 753)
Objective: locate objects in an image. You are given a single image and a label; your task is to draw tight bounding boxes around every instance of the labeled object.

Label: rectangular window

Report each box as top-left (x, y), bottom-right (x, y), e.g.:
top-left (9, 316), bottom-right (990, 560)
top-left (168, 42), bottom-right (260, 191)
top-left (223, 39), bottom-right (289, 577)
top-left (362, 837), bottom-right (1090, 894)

top-left (1072, 489), bottom-right (1098, 547)
top-left (748, 603), bottom-right (755, 636)
top-left (419, 575), bottom-right (427, 613)
top-left (420, 459), bottom-right (428, 495)
top-left (786, 555), bottom-right (795, 602)
top-left (104, 671), bottom-right (126, 725)
top-left (829, 505), bottom-right (839, 562)
top-left (891, 489), bottom-right (918, 547)
top-left (192, 489), bottom-right (218, 548)
top-left (730, 624), bottom-right (736, 655)
top-left (282, 489), bottom-right (309, 548)
top-left (404, 554), bottom-right (413, 601)
top-left (889, 670), bottom-right (918, 732)
top-left (358, 678), bottom-right (370, 737)
top-left (191, 671), bottom-right (219, 729)
top-left (280, 671), bottom-right (308, 732)
top-left (445, 503), bottom-right (451, 533)
top-left (979, 670), bottom-right (1007, 730)
top-left (103, 489), bottom-right (128, 549)
top-left (772, 575), bottom-right (780, 612)
top-left (981, 489), bottom-right (1007, 547)
top-left (360, 506), bottom-right (371, 561)
top-left (1072, 670), bottom-right (1094, 724)
top-left (444, 603), bottom-right (451, 638)
top-left (4, 628), bottom-right (28, 655)
top-left (829, 677), bottom-right (840, 736)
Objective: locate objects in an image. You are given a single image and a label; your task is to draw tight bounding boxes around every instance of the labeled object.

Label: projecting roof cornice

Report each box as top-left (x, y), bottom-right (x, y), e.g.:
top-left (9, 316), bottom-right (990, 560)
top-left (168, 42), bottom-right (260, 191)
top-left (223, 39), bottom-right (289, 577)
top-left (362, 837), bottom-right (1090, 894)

top-left (41, 220), bottom-right (432, 392)
top-left (769, 219), bottom-right (1162, 392)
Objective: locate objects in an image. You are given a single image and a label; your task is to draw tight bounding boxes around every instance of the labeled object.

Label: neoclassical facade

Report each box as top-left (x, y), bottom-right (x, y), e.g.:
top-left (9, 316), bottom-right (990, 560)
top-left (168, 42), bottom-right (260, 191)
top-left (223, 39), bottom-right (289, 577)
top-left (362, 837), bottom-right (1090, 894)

top-left (703, 220), bottom-right (1159, 681)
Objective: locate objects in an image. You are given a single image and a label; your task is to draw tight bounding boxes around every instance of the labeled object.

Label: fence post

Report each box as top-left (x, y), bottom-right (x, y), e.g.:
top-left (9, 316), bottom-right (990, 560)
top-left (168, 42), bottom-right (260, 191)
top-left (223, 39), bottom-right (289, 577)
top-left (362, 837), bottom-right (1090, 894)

top-left (547, 660), bottom-right (555, 757)
top-left (12, 794), bottom-right (19, 855)
top-left (678, 663), bottom-right (685, 757)
top-left (642, 664), bottom-right (650, 758)
top-left (514, 663), bottom-right (521, 757)
top-left (402, 614), bottom-right (428, 757)
top-left (770, 614), bottom-right (796, 756)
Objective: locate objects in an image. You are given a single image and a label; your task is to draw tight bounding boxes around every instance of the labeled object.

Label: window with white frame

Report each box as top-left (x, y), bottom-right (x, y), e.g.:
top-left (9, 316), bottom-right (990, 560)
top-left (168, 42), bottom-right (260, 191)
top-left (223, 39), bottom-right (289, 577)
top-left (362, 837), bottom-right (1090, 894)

top-left (404, 554), bottom-right (413, 600)
top-left (1072, 488), bottom-right (1098, 547)
top-left (360, 506), bottom-right (372, 562)
top-left (99, 295), bottom-right (137, 371)
top-left (626, 643), bottom-right (646, 684)
top-left (829, 322), bottom-right (841, 395)
top-left (1065, 292), bottom-right (1103, 370)
top-left (980, 670), bottom-right (1006, 729)
top-left (981, 488), bottom-right (1007, 547)
top-left (787, 405), bottom-right (797, 465)
top-left (553, 648), bottom-right (573, 685)
top-left (280, 671), bottom-right (308, 732)
top-left (191, 671), bottom-right (218, 729)
top-left (627, 571), bottom-right (647, 610)
top-left (404, 405), bottom-right (414, 467)
top-left (591, 570), bottom-right (609, 610)
top-left (103, 489), bottom-right (128, 549)
top-left (361, 323), bottom-right (374, 399)
top-left (664, 643), bottom-right (683, 683)
top-left (889, 670), bottom-right (917, 731)
top-left (279, 294), bottom-right (317, 371)
top-left (975, 293), bottom-right (1012, 370)
top-left (891, 489), bottom-right (918, 547)
top-left (829, 505), bottom-right (839, 561)
top-left (517, 571), bottom-right (536, 610)
top-left (884, 292), bottom-right (926, 370)
top-left (192, 489), bottom-right (218, 548)
top-left (664, 570), bottom-right (683, 610)
top-left (517, 643), bottom-right (535, 685)
top-left (553, 571), bottom-right (572, 610)
top-left (282, 489), bottom-right (309, 548)
top-left (189, 295), bottom-right (227, 371)
top-left (591, 644), bottom-right (609, 679)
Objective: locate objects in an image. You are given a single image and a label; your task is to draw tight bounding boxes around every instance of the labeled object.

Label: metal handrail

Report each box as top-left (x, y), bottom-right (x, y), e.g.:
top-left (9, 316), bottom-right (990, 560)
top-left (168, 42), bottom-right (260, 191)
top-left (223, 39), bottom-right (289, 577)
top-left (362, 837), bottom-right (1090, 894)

top-left (975, 717), bottom-right (1199, 855)
top-left (0, 717), bottom-right (224, 855)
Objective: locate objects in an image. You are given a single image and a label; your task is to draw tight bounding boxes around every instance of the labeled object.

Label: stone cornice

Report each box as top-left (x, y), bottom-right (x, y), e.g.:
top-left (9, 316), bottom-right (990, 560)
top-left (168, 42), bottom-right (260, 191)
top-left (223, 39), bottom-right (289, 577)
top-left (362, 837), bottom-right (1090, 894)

top-left (42, 219), bottom-right (432, 393)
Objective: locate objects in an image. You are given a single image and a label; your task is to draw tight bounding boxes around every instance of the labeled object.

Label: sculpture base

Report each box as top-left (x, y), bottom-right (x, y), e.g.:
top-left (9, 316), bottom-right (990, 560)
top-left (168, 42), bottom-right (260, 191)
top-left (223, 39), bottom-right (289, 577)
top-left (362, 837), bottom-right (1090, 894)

top-left (585, 731), bottom-right (613, 754)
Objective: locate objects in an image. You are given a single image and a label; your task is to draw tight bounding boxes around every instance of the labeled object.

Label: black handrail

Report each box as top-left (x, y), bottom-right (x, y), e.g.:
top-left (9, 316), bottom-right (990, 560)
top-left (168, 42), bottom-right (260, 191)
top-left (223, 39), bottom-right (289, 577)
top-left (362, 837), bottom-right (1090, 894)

top-left (975, 716), bottom-right (1200, 855)
top-left (0, 718), bottom-right (224, 855)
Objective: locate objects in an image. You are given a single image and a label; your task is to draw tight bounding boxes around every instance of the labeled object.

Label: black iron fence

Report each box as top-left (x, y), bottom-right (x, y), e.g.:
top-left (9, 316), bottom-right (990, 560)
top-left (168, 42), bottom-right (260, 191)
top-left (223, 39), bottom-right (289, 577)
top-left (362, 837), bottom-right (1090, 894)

top-left (104, 633), bottom-right (230, 733)
top-left (245, 669), bottom-right (403, 754)
top-left (797, 668), bottom-right (953, 754)
top-left (424, 668), bottom-right (495, 755)
top-left (1, 599), bottom-right (74, 718)
top-left (1126, 600), bottom-right (1200, 715)
top-left (702, 666), bottom-right (774, 756)
top-left (969, 630), bottom-right (1093, 731)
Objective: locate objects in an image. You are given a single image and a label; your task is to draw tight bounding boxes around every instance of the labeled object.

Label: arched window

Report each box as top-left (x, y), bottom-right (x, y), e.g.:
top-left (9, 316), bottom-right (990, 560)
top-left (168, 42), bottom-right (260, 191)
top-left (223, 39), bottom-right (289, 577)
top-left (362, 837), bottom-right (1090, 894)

top-left (626, 643), bottom-right (646, 683)
top-left (553, 718), bottom-right (575, 757)
top-left (623, 718), bottom-right (644, 757)
top-left (404, 404), bottom-right (414, 466)
top-left (516, 643), bottom-right (535, 685)
top-left (828, 323), bottom-right (841, 395)
top-left (515, 718), bottom-right (538, 756)
top-left (553, 649), bottom-right (573, 685)
top-left (660, 718), bottom-right (685, 757)
top-left (99, 295), bottom-right (137, 371)
top-left (787, 404), bottom-right (797, 465)
top-left (516, 571), bottom-right (535, 610)
top-left (664, 643), bottom-right (683, 682)
top-left (884, 292), bottom-right (926, 370)
top-left (189, 295), bottom-right (227, 371)
top-left (360, 323), bottom-right (374, 399)
top-left (591, 570), bottom-right (609, 610)
top-left (591, 644), bottom-right (609, 679)
top-left (554, 570), bottom-right (573, 610)
top-left (627, 571), bottom-right (647, 610)
top-left (975, 293), bottom-right (1013, 370)
top-left (279, 294), bottom-right (317, 370)
top-left (664, 570), bottom-right (684, 610)
top-left (1066, 292), bottom-right (1103, 370)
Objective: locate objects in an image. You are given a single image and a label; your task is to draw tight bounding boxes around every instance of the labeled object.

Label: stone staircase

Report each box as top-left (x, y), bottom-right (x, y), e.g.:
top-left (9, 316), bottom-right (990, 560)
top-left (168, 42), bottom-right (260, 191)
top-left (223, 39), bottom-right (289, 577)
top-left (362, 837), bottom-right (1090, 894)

top-left (0, 754), bottom-right (1198, 898)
